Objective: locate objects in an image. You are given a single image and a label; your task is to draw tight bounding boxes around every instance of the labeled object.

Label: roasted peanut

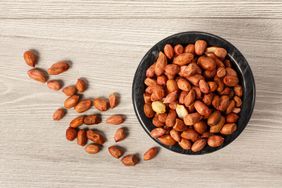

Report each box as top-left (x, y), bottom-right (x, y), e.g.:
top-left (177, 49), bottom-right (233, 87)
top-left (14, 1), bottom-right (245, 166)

top-left (173, 53), bottom-right (194, 66)
top-left (195, 40), bottom-right (207, 55)
top-left (197, 56), bottom-right (216, 71)
top-left (207, 111), bottom-right (221, 126)
top-left (210, 116), bottom-right (225, 133)
top-left (181, 129), bottom-right (199, 142)
top-left (164, 44), bottom-right (174, 59)
top-left (199, 79), bottom-right (209, 94)
top-left (184, 112), bottom-right (201, 126)
top-left (179, 138), bottom-right (192, 150)
top-left (194, 100), bottom-right (211, 117)
top-left (155, 52), bottom-right (167, 76)
top-left (220, 123), bottom-right (237, 135)
top-left (144, 103), bottom-right (155, 118)
top-left (143, 42), bottom-right (243, 152)
top-left (150, 128), bottom-right (166, 138)
top-left (174, 44), bottom-right (184, 56)
top-left (173, 118), bottom-right (187, 131)
top-left (184, 44), bottom-right (195, 54)
top-left (226, 113), bottom-right (239, 123)
top-left (144, 147), bottom-right (159, 161)
top-left (193, 121), bottom-right (207, 134)
top-left (184, 89), bottom-right (195, 107)
top-left (165, 110), bottom-right (177, 127)
top-left (158, 135), bottom-right (176, 146)
top-left (166, 79), bottom-right (178, 93)
top-left (207, 135), bottom-right (224, 147)
top-left (157, 75), bottom-right (168, 86)
top-left (170, 129), bottom-right (181, 142)
top-left (191, 139), bottom-right (206, 152)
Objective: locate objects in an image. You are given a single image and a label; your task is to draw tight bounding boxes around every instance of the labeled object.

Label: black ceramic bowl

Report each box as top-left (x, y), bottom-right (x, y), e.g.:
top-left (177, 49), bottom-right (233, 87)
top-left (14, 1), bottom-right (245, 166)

top-left (132, 31), bottom-right (255, 155)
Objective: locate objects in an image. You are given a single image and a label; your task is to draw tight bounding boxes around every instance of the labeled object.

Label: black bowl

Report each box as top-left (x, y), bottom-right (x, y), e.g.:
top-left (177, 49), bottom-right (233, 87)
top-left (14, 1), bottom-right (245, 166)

top-left (132, 31), bottom-right (255, 155)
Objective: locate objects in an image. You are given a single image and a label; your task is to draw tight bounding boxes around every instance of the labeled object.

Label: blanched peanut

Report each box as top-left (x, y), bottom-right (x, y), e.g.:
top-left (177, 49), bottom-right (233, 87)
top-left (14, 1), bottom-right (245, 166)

top-left (152, 101), bottom-right (166, 114)
top-left (176, 104), bottom-right (188, 119)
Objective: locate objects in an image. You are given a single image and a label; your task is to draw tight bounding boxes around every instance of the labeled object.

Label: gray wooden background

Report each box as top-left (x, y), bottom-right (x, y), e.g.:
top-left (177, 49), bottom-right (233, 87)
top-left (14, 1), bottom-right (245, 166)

top-left (0, 1), bottom-right (282, 187)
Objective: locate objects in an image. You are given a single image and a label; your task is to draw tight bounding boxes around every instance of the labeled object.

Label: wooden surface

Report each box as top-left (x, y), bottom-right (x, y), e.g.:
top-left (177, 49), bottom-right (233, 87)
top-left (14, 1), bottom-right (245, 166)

top-left (0, 1), bottom-right (282, 187)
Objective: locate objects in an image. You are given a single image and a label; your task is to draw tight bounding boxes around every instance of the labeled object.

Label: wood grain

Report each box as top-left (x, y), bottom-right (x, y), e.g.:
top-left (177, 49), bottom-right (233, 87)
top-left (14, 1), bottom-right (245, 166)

top-left (0, 0), bottom-right (282, 19)
top-left (0, 1), bottom-right (282, 188)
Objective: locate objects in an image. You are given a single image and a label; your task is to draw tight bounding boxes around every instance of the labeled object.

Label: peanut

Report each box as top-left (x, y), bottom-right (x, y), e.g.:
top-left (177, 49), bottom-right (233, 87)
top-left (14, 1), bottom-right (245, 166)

top-left (150, 128), bottom-right (166, 138)
top-left (121, 154), bottom-right (139, 166)
top-left (191, 139), bottom-right (207, 152)
top-left (70, 115), bottom-right (85, 128)
top-left (179, 138), bottom-right (192, 150)
top-left (85, 144), bottom-right (100, 154)
top-left (174, 44), bottom-right (184, 56)
top-left (220, 123), bottom-right (237, 135)
top-left (108, 145), bottom-right (124, 159)
top-left (152, 101), bottom-right (166, 114)
top-left (114, 127), bottom-right (127, 142)
top-left (195, 40), bottom-right (207, 55)
top-left (207, 135), bottom-right (224, 147)
top-left (53, 108), bottom-right (66, 121)
top-left (48, 61), bottom-right (69, 75)
top-left (164, 44), bottom-right (174, 59)
top-left (24, 50), bottom-right (38, 67)
top-left (184, 112), bottom-right (201, 126)
top-left (76, 78), bottom-right (87, 92)
top-left (106, 115), bottom-right (125, 125)
top-left (143, 147), bottom-right (159, 161)
top-left (143, 41), bottom-right (243, 153)
top-left (155, 52), bottom-right (167, 76)
top-left (158, 135), bottom-right (176, 146)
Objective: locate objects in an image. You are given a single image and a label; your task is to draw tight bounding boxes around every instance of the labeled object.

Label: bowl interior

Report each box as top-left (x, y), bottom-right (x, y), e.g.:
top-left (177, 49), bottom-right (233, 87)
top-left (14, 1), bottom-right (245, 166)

top-left (132, 31), bottom-right (255, 155)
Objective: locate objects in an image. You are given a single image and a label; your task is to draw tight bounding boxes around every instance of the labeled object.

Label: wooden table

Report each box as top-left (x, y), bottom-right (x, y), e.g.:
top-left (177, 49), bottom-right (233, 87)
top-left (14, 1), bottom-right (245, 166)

top-left (1, 1), bottom-right (282, 187)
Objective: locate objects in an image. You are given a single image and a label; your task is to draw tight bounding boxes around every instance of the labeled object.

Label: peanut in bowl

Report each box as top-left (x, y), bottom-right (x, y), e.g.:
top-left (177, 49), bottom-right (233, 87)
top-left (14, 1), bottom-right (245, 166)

top-left (132, 31), bottom-right (255, 155)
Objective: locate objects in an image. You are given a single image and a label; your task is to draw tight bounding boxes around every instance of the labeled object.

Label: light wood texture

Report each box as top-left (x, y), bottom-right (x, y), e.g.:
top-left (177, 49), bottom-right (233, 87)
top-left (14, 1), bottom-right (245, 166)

top-left (0, 1), bottom-right (282, 188)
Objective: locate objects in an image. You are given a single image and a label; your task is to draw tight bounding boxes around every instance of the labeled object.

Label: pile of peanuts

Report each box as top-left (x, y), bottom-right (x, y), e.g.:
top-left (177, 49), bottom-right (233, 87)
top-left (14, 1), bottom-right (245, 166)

top-left (143, 40), bottom-right (243, 152)
top-left (24, 50), bottom-right (159, 166)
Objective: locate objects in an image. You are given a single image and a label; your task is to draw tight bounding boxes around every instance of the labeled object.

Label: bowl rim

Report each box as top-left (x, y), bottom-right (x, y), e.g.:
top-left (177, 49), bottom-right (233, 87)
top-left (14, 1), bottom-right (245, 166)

top-left (132, 31), bottom-right (256, 155)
